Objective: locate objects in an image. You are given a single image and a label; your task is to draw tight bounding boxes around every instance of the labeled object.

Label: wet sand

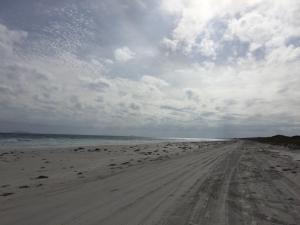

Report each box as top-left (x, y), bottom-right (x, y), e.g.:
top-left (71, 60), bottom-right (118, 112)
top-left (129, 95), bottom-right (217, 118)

top-left (1, 140), bottom-right (300, 225)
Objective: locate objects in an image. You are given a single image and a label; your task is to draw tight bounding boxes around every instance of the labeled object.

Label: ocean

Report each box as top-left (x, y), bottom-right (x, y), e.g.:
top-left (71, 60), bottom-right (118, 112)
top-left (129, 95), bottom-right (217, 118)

top-left (0, 133), bottom-right (224, 149)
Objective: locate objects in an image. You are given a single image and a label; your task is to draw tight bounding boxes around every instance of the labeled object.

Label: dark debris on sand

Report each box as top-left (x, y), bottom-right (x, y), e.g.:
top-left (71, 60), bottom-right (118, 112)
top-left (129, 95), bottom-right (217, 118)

top-left (35, 175), bottom-right (48, 179)
top-left (18, 185), bottom-right (30, 189)
top-left (0, 192), bottom-right (14, 197)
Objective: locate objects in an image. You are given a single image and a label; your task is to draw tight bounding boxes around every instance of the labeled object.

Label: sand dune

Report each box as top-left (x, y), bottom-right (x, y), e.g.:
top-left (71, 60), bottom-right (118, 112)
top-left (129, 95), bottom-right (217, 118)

top-left (1, 140), bottom-right (300, 225)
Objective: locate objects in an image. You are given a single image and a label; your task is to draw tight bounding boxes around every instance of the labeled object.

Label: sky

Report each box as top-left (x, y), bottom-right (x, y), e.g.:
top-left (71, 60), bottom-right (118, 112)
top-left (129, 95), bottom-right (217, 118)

top-left (0, 0), bottom-right (300, 138)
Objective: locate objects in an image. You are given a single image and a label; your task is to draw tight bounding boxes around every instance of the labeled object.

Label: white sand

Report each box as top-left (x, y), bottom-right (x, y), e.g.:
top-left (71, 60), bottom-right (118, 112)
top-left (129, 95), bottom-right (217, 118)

top-left (1, 140), bottom-right (300, 225)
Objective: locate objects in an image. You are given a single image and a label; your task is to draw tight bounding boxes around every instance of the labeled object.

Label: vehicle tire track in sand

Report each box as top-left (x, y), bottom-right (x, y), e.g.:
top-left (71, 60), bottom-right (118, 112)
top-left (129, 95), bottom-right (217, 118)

top-left (162, 141), bottom-right (300, 225)
top-left (1, 141), bottom-right (300, 225)
top-left (0, 142), bottom-right (235, 225)
top-left (69, 144), bottom-right (235, 225)
top-left (226, 143), bottom-right (300, 225)
top-left (250, 147), bottom-right (300, 224)
top-left (161, 142), bottom-right (242, 225)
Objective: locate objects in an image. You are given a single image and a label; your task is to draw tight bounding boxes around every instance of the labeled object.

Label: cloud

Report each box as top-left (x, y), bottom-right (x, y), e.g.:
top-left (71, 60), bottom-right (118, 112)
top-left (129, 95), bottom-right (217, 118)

top-left (141, 75), bottom-right (169, 88)
top-left (0, 23), bottom-right (27, 42)
top-left (160, 0), bottom-right (242, 53)
top-left (265, 46), bottom-right (300, 64)
top-left (0, 23), bottom-right (27, 64)
top-left (197, 37), bottom-right (218, 58)
top-left (161, 37), bottom-right (178, 52)
top-left (79, 76), bottom-right (111, 92)
top-left (0, 84), bottom-right (14, 95)
top-left (114, 46), bottom-right (136, 62)
top-left (0, 1), bottom-right (300, 137)
top-left (0, 23), bottom-right (170, 131)
top-left (161, 0), bottom-right (300, 59)
top-left (184, 88), bottom-right (201, 103)
top-left (225, 1), bottom-right (300, 51)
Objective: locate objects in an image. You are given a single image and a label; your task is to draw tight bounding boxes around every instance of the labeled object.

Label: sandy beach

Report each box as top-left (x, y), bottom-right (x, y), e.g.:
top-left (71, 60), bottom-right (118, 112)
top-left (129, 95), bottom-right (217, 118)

top-left (1, 140), bottom-right (300, 225)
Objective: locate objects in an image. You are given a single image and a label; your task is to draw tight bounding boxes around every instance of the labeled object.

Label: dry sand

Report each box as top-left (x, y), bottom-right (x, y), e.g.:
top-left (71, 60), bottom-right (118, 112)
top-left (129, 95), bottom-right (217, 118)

top-left (0, 140), bottom-right (300, 225)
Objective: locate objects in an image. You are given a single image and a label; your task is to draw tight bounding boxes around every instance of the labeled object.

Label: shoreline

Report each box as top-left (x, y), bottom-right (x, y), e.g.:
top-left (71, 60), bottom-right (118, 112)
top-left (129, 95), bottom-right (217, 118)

top-left (0, 139), bottom-right (228, 152)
